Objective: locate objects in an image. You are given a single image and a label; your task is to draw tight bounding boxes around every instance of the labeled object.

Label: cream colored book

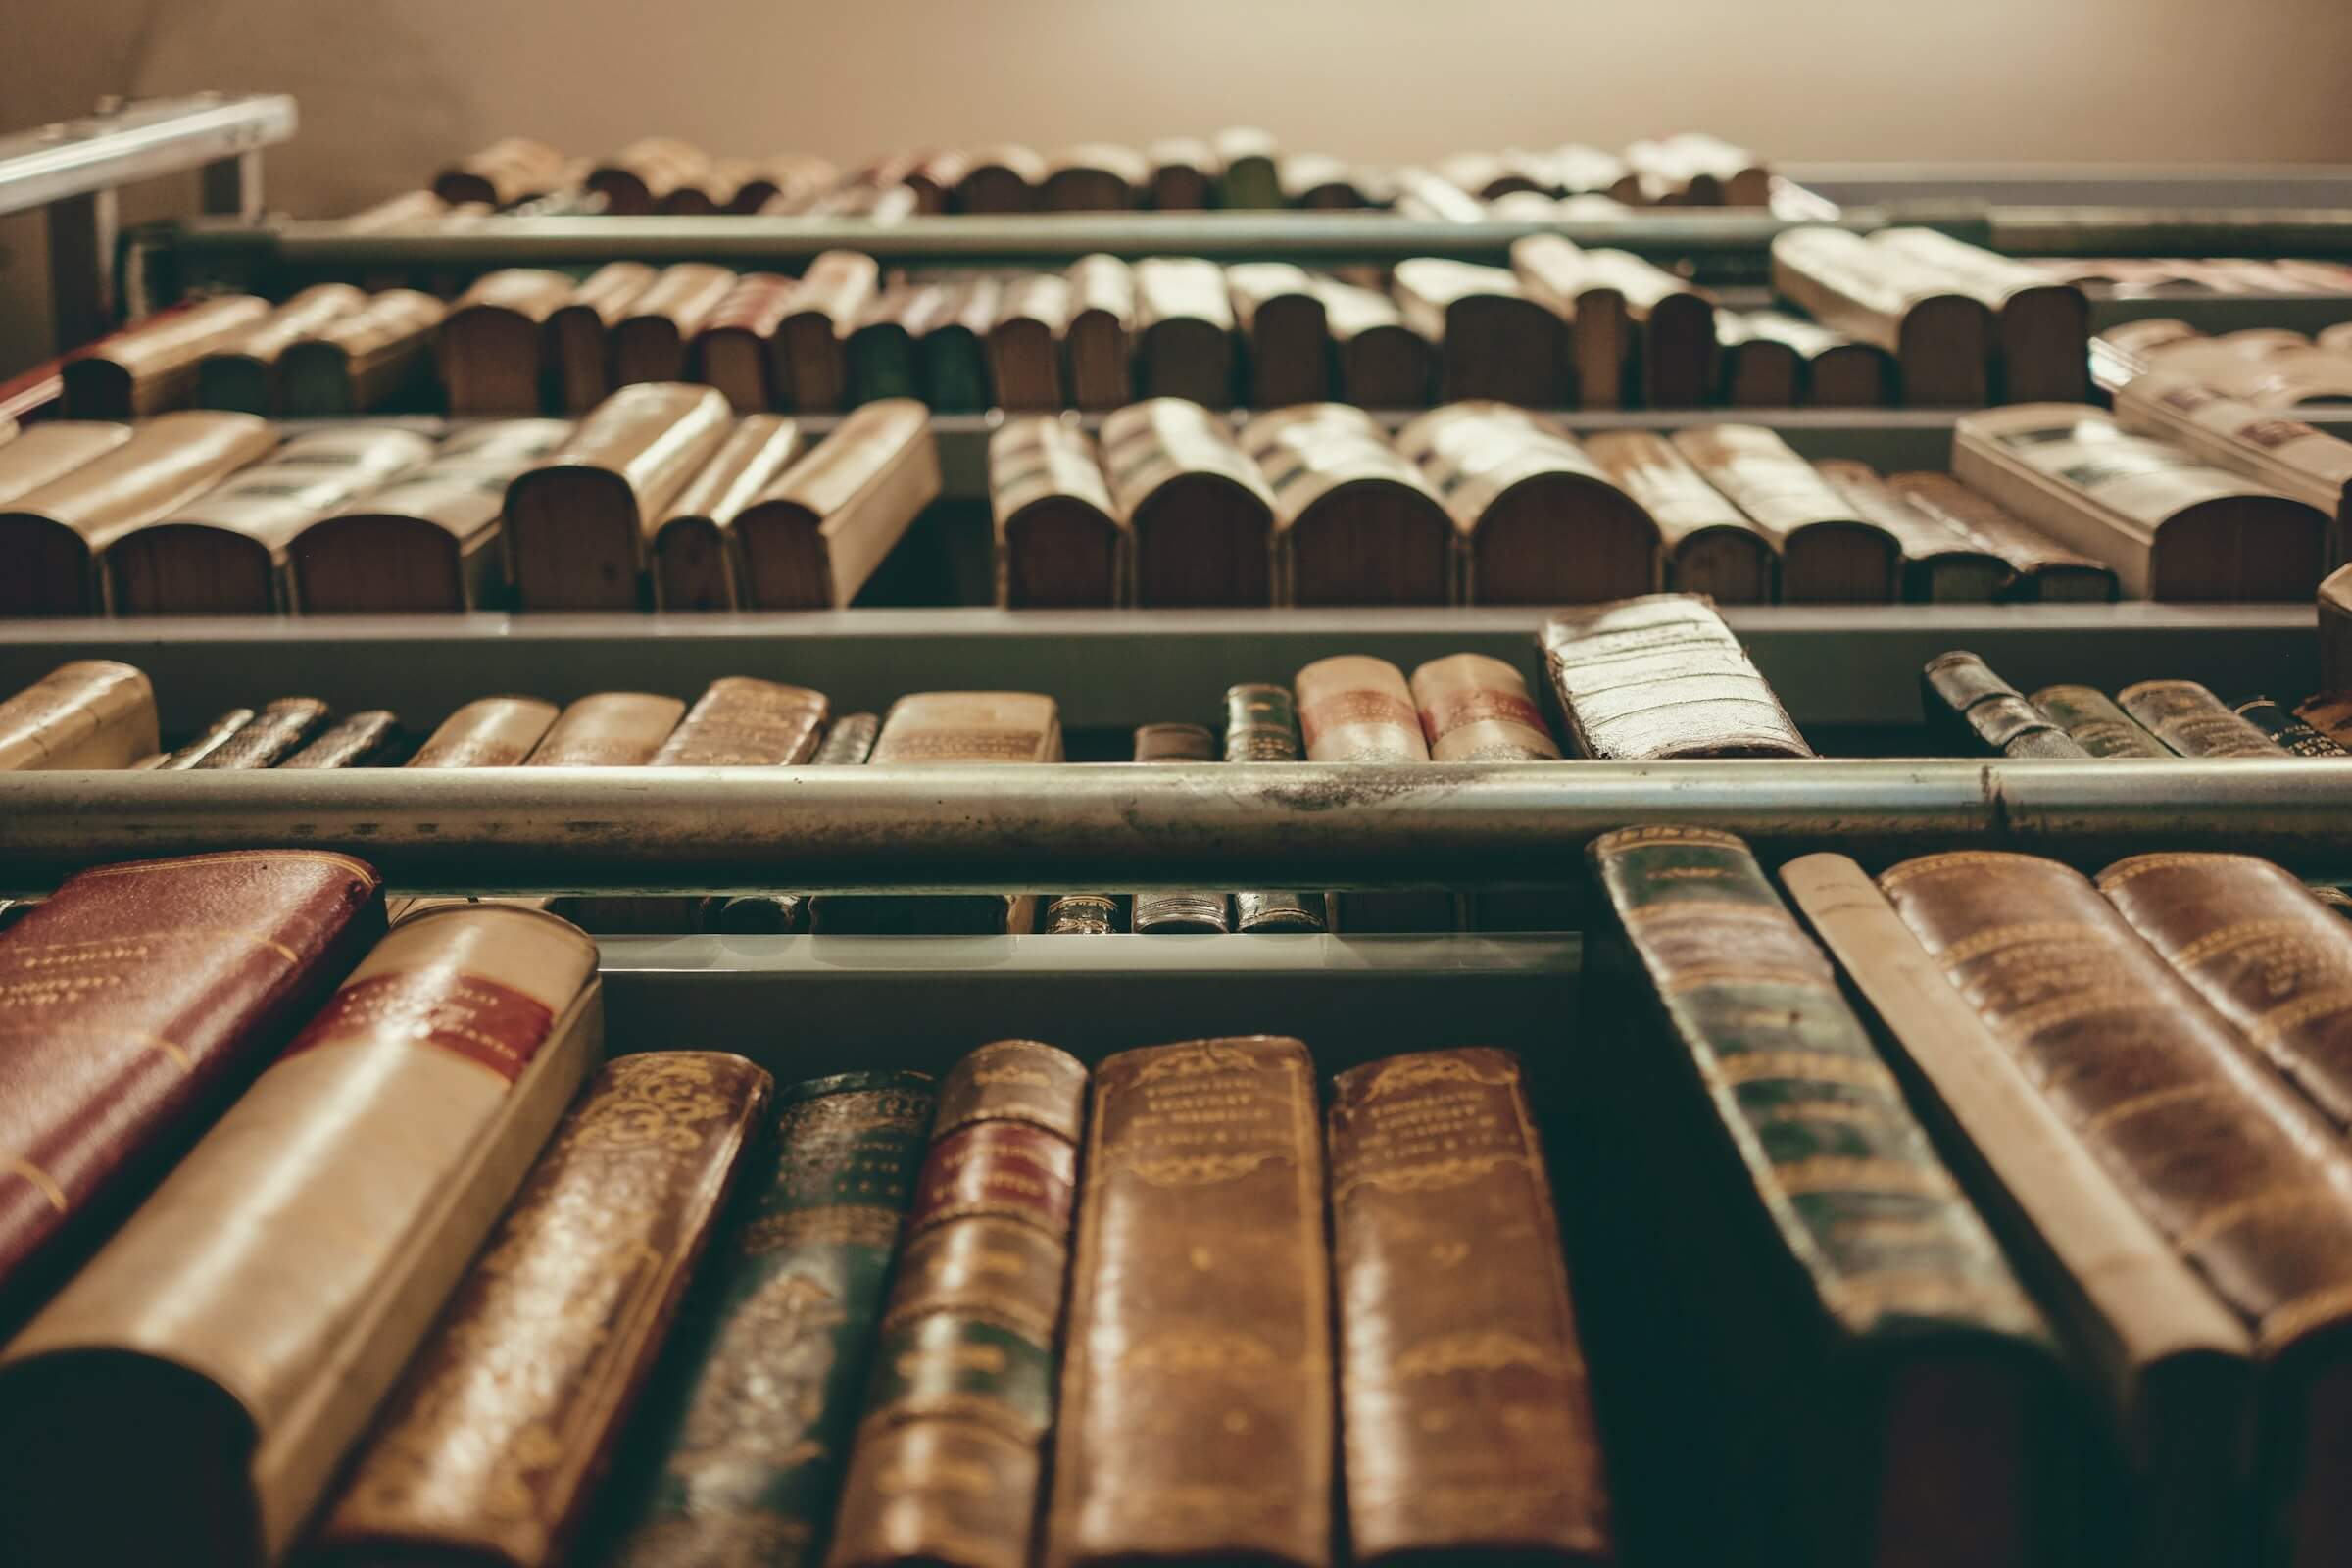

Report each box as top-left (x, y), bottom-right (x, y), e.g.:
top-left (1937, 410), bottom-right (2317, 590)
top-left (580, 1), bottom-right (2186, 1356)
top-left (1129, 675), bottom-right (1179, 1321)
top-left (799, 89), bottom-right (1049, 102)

top-left (1561, 247), bottom-right (1715, 407)
top-left (1131, 257), bottom-right (1235, 406)
top-left (1670, 424), bottom-right (1899, 602)
top-left (1585, 430), bottom-right (1774, 604)
top-left (1311, 277), bottom-right (1434, 409)
top-left (0, 659), bottom-right (158, 769)
top-left (0, 420), bottom-right (133, 506)
top-left (775, 250), bottom-right (879, 414)
top-left (2114, 369), bottom-right (2352, 540)
top-left (61, 294), bottom-right (272, 417)
top-left (1771, 226), bottom-right (1992, 406)
top-left (1225, 262), bottom-right (1331, 407)
top-left (1869, 227), bottom-right (2089, 401)
top-left (1241, 403), bottom-right (1455, 606)
top-left (730, 398), bottom-right (940, 608)
top-left (280, 289), bottom-right (449, 416)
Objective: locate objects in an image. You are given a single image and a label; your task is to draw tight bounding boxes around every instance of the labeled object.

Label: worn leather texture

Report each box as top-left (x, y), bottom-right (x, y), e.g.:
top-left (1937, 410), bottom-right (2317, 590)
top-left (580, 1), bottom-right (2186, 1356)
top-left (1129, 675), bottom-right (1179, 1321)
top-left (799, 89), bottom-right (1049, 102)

top-left (0, 658), bottom-right (158, 769)
top-left (1129, 723), bottom-right (1230, 934)
top-left (1921, 651), bottom-right (2086, 759)
top-left (525, 692), bottom-right (687, 765)
top-left (1539, 594), bottom-right (1812, 759)
top-left (1223, 684), bottom-right (1325, 933)
top-left (1885, 471), bottom-right (2118, 601)
top-left (650, 676), bottom-right (827, 766)
top-left (2232, 699), bottom-right (2347, 758)
top-left (1410, 652), bottom-right (1560, 760)
top-left (408, 697), bottom-right (561, 768)
top-left (281, 710), bottom-right (401, 769)
top-left (1295, 655), bottom-right (1429, 762)
top-left (192, 696), bottom-right (329, 769)
top-left (2029, 685), bottom-right (2169, 757)
top-left (2119, 680), bottom-right (2289, 758)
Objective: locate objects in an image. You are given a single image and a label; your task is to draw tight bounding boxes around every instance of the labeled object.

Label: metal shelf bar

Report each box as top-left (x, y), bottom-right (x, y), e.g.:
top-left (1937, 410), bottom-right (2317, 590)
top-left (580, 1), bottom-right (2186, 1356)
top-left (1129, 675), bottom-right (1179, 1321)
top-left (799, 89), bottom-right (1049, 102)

top-left (1783, 163), bottom-right (2352, 209)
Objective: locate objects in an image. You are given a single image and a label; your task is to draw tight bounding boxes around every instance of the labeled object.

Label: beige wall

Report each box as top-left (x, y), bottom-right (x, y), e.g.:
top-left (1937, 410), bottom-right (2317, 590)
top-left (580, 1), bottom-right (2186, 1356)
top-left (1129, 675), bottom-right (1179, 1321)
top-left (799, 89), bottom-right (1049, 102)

top-left (7, 0), bottom-right (2352, 371)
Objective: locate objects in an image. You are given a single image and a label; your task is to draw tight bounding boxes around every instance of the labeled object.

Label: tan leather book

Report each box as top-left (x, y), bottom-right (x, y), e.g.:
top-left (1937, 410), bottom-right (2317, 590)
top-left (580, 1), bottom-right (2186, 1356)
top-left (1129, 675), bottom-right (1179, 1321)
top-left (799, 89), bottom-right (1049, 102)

top-left (1330, 1049), bottom-right (1610, 1564)
top-left (0, 904), bottom-right (601, 1568)
top-left (60, 294), bottom-right (272, 417)
top-left (1130, 257), bottom-right (1235, 406)
top-left (195, 285), bottom-right (368, 414)
top-left (405, 695), bottom-right (561, 769)
top-left (1062, 254), bottom-right (1137, 411)
top-left (1225, 263), bottom-right (1332, 407)
top-left (1538, 594), bottom-right (1813, 758)
top-left (0, 420), bottom-right (133, 505)
top-left (586, 136), bottom-right (710, 215)
top-left (1214, 127), bottom-right (1282, 208)
top-left (1044, 1037), bottom-right (1330, 1568)
top-left (1511, 234), bottom-right (1632, 410)
top-left (1243, 403), bottom-right (1454, 605)
top-left (1884, 471), bottom-right (2119, 602)
top-left (1772, 228), bottom-right (1992, 407)
top-left (611, 264), bottom-right (737, 388)
top-left (0, 411), bottom-right (278, 615)
top-left (1294, 655), bottom-right (1453, 932)
top-left (1951, 404), bottom-right (2327, 601)
top-left (440, 270), bottom-right (576, 414)
top-left (109, 425), bottom-right (436, 615)
top-left (2117, 678), bottom-right (2288, 758)
top-left (956, 144), bottom-right (1048, 213)
top-left (1126, 723), bottom-right (1232, 934)
top-left (989, 416), bottom-right (1123, 607)
top-left (810, 692), bottom-right (1059, 936)
top-left (2145, 336), bottom-right (2352, 410)
top-left (1724, 311), bottom-right (1891, 407)
top-left (1148, 137), bottom-right (1214, 210)
top-left (1585, 430), bottom-right (1774, 602)
top-left (1815, 458), bottom-right (2009, 602)
top-left (1409, 652), bottom-right (1559, 761)
top-left (988, 274), bottom-right (1071, 412)
top-left (161, 707), bottom-right (262, 768)
top-left (545, 262), bottom-right (655, 414)
top-left (433, 137), bottom-right (568, 207)
top-left (1625, 137), bottom-right (1723, 205)
top-left (1671, 424), bottom-right (1899, 603)
top-left (650, 415), bottom-right (804, 610)
top-left (0, 659), bottom-right (158, 769)
top-left (731, 398), bottom-right (940, 608)
top-left (2029, 684), bottom-right (2169, 757)
top-left (1101, 398), bottom-right (1276, 605)
top-left (1398, 401), bottom-right (1660, 603)
top-left (1393, 257), bottom-right (1568, 407)
top-left (1920, 651), bottom-right (2087, 758)
top-left (1579, 249), bottom-right (1717, 408)
top-left (1280, 151), bottom-right (1370, 208)
top-left (505, 382), bottom-right (734, 610)
top-left (524, 692), bottom-right (687, 765)
top-left (279, 289), bottom-right (447, 416)
top-left (692, 272), bottom-right (795, 413)
top-left (1312, 276), bottom-right (1435, 408)
top-left (651, 675), bottom-right (827, 766)
top-left (1783, 855), bottom-right (2253, 1568)
top-left (295, 418), bottom-right (570, 612)
top-left (2115, 369), bottom-right (2352, 545)
top-left (1870, 227), bottom-right (2090, 402)
top-left (1041, 143), bottom-right (1146, 210)
top-left (776, 250), bottom-right (879, 414)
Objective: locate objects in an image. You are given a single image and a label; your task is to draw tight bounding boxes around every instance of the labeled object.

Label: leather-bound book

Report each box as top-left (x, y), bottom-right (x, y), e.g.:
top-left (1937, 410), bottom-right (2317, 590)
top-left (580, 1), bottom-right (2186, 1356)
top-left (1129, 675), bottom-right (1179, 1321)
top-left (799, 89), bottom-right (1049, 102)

top-left (1783, 854), bottom-right (2254, 1568)
top-left (1584, 430), bottom-right (1773, 602)
top-left (408, 696), bottom-right (561, 768)
top-left (1392, 165), bottom-right (1487, 222)
top-left (547, 261), bottom-right (655, 413)
top-left (0, 850), bottom-right (381, 1313)
top-left (1671, 424), bottom-right (1899, 602)
top-left (1281, 152), bottom-right (1370, 208)
top-left (0, 420), bottom-right (132, 504)
top-left (586, 136), bottom-right (710, 215)
top-left (1712, 310), bottom-right (1802, 408)
top-left (1412, 654), bottom-right (1560, 929)
top-left (0, 904), bottom-right (600, 1568)
top-left (279, 288), bottom-right (447, 416)
top-left (844, 285), bottom-right (930, 407)
top-left (988, 274), bottom-right (1071, 412)
top-left (160, 708), bottom-right (260, 768)
top-left (609, 1069), bottom-right (936, 1568)
top-left (1044, 1037), bottom-right (1329, 1568)
top-left (651, 415), bottom-right (804, 611)
top-left (1062, 254), bottom-right (1137, 411)
top-left (2234, 697), bottom-right (2347, 757)
top-left (612, 264), bottom-right (737, 388)
top-left (1624, 137), bottom-right (1728, 205)
top-left (827, 1042), bottom-right (1088, 1568)
top-left (776, 251), bottom-right (880, 415)
top-left (2029, 685), bottom-right (2168, 757)
top-left (1438, 150), bottom-right (1542, 200)
top-left (1815, 458), bottom-right (2009, 601)
top-left (60, 294), bottom-right (272, 417)
top-left (506, 382), bottom-right (734, 610)
top-left (1885, 471), bottom-right (2119, 603)
top-left (433, 136), bottom-right (568, 208)
top-left (1131, 257), bottom-right (1236, 406)
top-left (1880, 850), bottom-right (2352, 1566)
top-left (439, 270), bottom-right (574, 414)
top-left (1313, 276), bottom-right (1436, 409)
top-left (1585, 828), bottom-right (2061, 1567)
top-left (707, 708), bottom-right (874, 936)
top-left (1147, 137), bottom-right (1214, 209)
top-left (906, 150), bottom-right (968, 214)
top-left (1871, 228), bottom-right (2091, 402)
top-left (913, 278), bottom-right (1001, 414)
top-left (1243, 403), bottom-right (1454, 605)
top-left (295, 417), bottom-right (571, 613)
top-left (1539, 594), bottom-right (1812, 758)
top-left (316, 1053), bottom-right (771, 1568)
top-left (816, 710), bottom-right (880, 765)
top-left (731, 398), bottom-right (940, 608)
top-left (281, 710), bottom-right (401, 768)
top-left (109, 425), bottom-right (437, 615)
top-left (1920, 651), bottom-right (2087, 758)
top-left (989, 416), bottom-right (1124, 608)
top-left (2117, 679), bottom-right (2289, 757)
top-left (652, 675), bottom-right (827, 767)
top-left (0, 659), bottom-right (158, 769)
top-left (194, 284), bottom-right (368, 413)
top-left (1550, 143), bottom-right (1641, 202)
top-left (525, 691), bottom-right (686, 765)
top-left (1394, 257), bottom-right (1568, 406)
top-left (1128, 722), bottom-right (1232, 933)
top-left (1330, 1049), bottom-right (1610, 1564)
top-left (1398, 401), bottom-right (1660, 603)
top-left (956, 144), bottom-right (1048, 213)
top-left (1226, 262), bottom-right (1333, 408)
top-left (1101, 398), bottom-right (1277, 605)
top-left (1658, 132), bottom-right (1772, 205)
top-left (811, 693), bottom-right (1059, 936)
top-left (2111, 368), bottom-right (2352, 551)
top-left (694, 272), bottom-right (796, 413)
top-left (1042, 143), bottom-right (1147, 210)
top-left (1771, 228), bottom-right (1993, 406)
top-left (1511, 234), bottom-right (1632, 410)
top-left (1222, 683), bottom-right (1326, 933)
top-left (0, 411), bottom-right (278, 615)
top-left (1214, 127), bottom-right (1282, 208)
top-left (1295, 655), bottom-right (1454, 933)
top-left (344, 188), bottom-right (456, 228)
top-left (1582, 249), bottom-right (1717, 408)
top-left (1040, 893), bottom-right (1120, 934)
top-left (190, 696), bottom-right (330, 768)
top-left (1734, 311), bottom-right (1892, 407)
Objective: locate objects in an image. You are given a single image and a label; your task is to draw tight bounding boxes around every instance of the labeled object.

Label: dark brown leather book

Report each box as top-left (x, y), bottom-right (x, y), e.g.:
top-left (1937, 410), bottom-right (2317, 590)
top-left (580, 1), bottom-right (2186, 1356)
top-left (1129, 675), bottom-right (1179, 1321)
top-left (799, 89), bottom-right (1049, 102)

top-left (989, 417), bottom-right (1123, 608)
top-left (1148, 137), bottom-right (1215, 209)
top-left (505, 383), bottom-right (733, 610)
top-left (586, 136), bottom-right (710, 215)
top-left (0, 659), bottom-right (158, 770)
top-left (547, 261), bottom-right (655, 413)
top-left (1873, 228), bottom-right (2090, 403)
top-left (406, 695), bottom-right (561, 768)
top-left (159, 708), bottom-right (258, 768)
top-left (439, 270), bottom-right (574, 414)
top-left (1044, 1037), bottom-right (1329, 1568)
top-left (1226, 263), bottom-right (1332, 408)
top-left (2119, 679), bottom-right (2290, 757)
top-left (1885, 471), bottom-right (2120, 603)
top-left (1881, 850), bottom-right (2352, 1566)
top-left (61, 295), bottom-right (272, 417)
top-left (1128, 722), bottom-right (1232, 933)
top-left (1214, 127), bottom-right (1282, 208)
top-left (732, 398), bottom-right (940, 609)
top-left (1295, 655), bottom-right (1455, 933)
top-left (776, 251), bottom-right (880, 414)
top-left (1772, 228), bottom-right (1993, 406)
top-left (2028, 685), bottom-right (2169, 757)
top-left (1042, 143), bottom-right (1147, 210)
top-left (311, 1054), bottom-right (772, 1568)
top-left (1063, 255), bottom-right (1137, 411)
top-left (1511, 234), bottom-right (1632, 410)
top-left (1313, 276), bottom-right (1435, 408)
top-left (2235, 697), bottom-right (2347, 757)
top-left (988, 275), bottom-right (1071, 412)
top-left (189, 696), bottom-right (329, 768)
top-left (1221, 683), bottom-right (1326, 933)
top-left (912, 279), bottom-right (1000, 414)
top-left (956, 144), bottom-right (1047, 213)
top-left (1815, 458), bottom-right (2009, 601)
top-left (1243, 404), bottom-right (1455, 605)
top-left (194, 285), bottom-right (368, 414)
top-left (650, 415), bottom-right (805, 611)
top-left (433, 136), bottom-right (568, 208)
top-left (1538, 594), bottom-right (1813, 758)
top-left (1398, 401), bottom-right (1660, 603)
top-left (1579, 249), bottom-right (1717, 408)
top-left (693, 272), bottom-right (796, 413)
top-left (1394, 258), bottom-right (1568, 407)
top-left (1585, 430), bottom-right (1774, 602)
top-left (279, 289), bottom-right (447, 416)
top-left (281, 710), bottom-right (401, 768)
top-left (1735, 312), bottom-right (1892, 407)
top-left (1920, 651), bottom-right (2088, 758)
top-left (1330, 1049), bottom-right (1611, 1564)
top-left (1671, 425), bottom-right (1900, 603)
top-left (612, 264), bottom-right (736, 388)
top-left (1102, 399), bottom-right (1277, 605)
top-left (1131, 258), bottom-right (1236, 406)
top-left (1713, 310), bottom-right (1802, 408)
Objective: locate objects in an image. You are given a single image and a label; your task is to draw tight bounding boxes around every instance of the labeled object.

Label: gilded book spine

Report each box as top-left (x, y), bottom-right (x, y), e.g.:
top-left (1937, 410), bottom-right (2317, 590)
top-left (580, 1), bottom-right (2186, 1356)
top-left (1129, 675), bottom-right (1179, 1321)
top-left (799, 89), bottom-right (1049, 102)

top-left (1128, 722), bottom-right (1231, 933)
top-left (1222, 684), bottom-right (1324, 933)
top-left (2232, 698), bottom-right (2347, 758)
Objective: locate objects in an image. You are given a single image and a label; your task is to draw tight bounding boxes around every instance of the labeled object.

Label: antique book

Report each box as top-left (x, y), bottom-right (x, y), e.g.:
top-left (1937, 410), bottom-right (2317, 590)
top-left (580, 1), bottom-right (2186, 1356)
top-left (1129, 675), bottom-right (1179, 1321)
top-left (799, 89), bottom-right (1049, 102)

top-left (1671, 424), bottom-right (1900, 602)
top-left (1397, 401), bottom-right (1660, 603)
top-left (1871, 228), bottom-right (2090, 402)
top-left (525, 692), bottom-right (687, 765)
top-left (194, 284), bottom-right (368, 413)
top-left (1214, 127), bottom-right (1283, 208)
top-left (279, 289), bottom-right (448, 416)
top-left (439, 270), bottom-right (575, 414)
top-left (1393, 166), bottom-right (1487, 222)
top-left (1920, 651), bottom-right (2087, 758)
top-left (1576, 249), bottom-right (1717, 408)
top-left (707, 709), bottom-right (876, 936)
top-left (913, 279), bottom-right (1000, 414)
top-left (1884, 471), bottom-right (2120, 603)
top-left (546, 261), bottom-right (655, 413)
top-left (1221, 684), bottom-right (1325, 934)
top-left (989, 416), bottom-right (1123, 608)
top-left (1511, 234), bottom-right (1631, 410)
top-left (1044, 1037), bottom-right (1330, 1568)
top-left (1295, 656), bottom-right (1454, 933)
top-left (1225, 263), bottom-right (1332, 408)
top-left (1585, 827), bottom-right (2060, 1567)
top-left (587, 136), bottom-right (710, 215)
top-left (2118, 679), bottom-right (2290, 758)
top-left (1539, 594), bottom-right (1813, 758)
top-left (1734, 311), bottom-right (1891, 407)
top-left (1329, 1049), bottom-right (1611, 1563)
top-left (1713, 310), bottom-right (1802, 407)
top-left (1040, 894), bottom-right (1120, 934)
top-left (1314, 276), bottom-right (1436, 409)
top-left (312, 1053), bottom-right (771, 1568)
top-left (1814, 458), bottom-right (2009, 601)
top-left (0, 411), bottom-right (279, 616)
top-left (1130, 257), bottom-right (1235, 406)
top-left (1042, 142), bottom-right (1148, 210)
top-left (190, 696), bottom-right (330, 768)
top-left (160, 708), bottom-right (259, 768)
top-left (506, 382), bottom-right (734, 610)
top-left (1128, 723), bottom-right (1232, 934)
top-left (2028, 685), bottom-right (2169, 757)
top-left (732, 398), bottom-right (941, 609)
top-left (407, 696), bottom-right (562, 768)
top-left (1585, 429), bottom-right (1774, 602)
top-left (1549, 143), bottom-right (1640, 202)
top-left (1880, 850), bottom-right (2352, 1565)
top-left (61, 293), bottom-right (272, 417)
top-left (827, 1041), bottom-right (1088, 1568)
top-left (2233, 697), bottom-right (2347, 757)
top-left (652, 676), bottom-right (827, 767)
top-left (282, 710), bottom-right (401, 769)
top-left (434, 136), bottom-right (568, 207)
top-left (956, 144), bottom-right (1049, 213)
top-left (1951, 406), bottom-right (2326, 601)
top-left (1101, 398), bottom-right (1277, 605)
top-left (1148, 137), bottom-right (1215, 209)
top-left (1771, 227), bottom-right (1993, 406)
top-left (694, 272), bottom-right (797, 413)
top-left (1783, 854), bottom-right (2254, 1568)
top-left (1393, 257), bottom-right (1567, 407)
top-left (1243, 404), bottom-right (1454, 605)
top-left (1410, 652), bottom-right (1561, 930)
top-left (0, 659), bottom-right (157, 769)
top-left (1062, 255), bottom-right (1137, 411)
top-left (2113, 370), bottom-right (2352, 548)
top-left (0, 420), bottom-right (133, 505)
top-left (650, 415), bottom-right (805, 611)
top-left (988, 274), bottom-right (1071, 412)
top-left (607, 1069), bottom-right (936, 1568)
top-left (844, 285), bottom-right (930, 407)
top-left (776, 251), bottom-right (881, 415)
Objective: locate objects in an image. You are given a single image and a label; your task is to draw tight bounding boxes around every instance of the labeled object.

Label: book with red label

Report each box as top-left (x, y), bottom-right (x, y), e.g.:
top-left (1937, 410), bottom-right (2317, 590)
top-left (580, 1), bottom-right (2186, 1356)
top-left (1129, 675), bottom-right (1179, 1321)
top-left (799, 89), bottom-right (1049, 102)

top-left (1295, 655), bottom-right (1456, 932)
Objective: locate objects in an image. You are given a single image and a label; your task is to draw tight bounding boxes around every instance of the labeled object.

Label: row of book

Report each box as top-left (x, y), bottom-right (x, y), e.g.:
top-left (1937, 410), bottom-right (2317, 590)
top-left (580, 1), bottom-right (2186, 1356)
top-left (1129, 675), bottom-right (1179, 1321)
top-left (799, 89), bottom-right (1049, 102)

top-left (2040, 256), bottom-right (2352, 296)
top-left (2095, 318), bottom-right (2352, 408)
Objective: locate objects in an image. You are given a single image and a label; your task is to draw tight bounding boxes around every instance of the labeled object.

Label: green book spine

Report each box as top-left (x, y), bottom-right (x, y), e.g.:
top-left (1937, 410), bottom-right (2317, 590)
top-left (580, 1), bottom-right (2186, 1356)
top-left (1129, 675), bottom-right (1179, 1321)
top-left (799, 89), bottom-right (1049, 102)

top-left (921, 331), bottom-right (992, 414)
top-left (847, 329), bottom-right (922, 409)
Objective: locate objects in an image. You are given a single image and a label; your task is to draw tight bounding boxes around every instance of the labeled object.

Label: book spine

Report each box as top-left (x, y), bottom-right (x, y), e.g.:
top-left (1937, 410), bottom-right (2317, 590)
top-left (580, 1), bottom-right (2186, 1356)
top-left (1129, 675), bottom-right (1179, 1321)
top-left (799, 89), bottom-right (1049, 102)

top-left (1128, 722), bottom-right (1231, 933)
top-left (2119, 680), bottom-right (2289, 757)
top-left (2233, 698), bottom-right (2347, 758)
top-left (1221, 684), bottom-right (1324, 933)
top-left (1040, 893), bottom-right (1120, 934)
top-left (708, 710), bottom-right (874, 933)
top-left (611, 1069), bottom-right (938, 1568)
top-left (1294, 658), bottom-right (1451, 933)
top-left (1044, 1036), bottom-right (1332, 1568)
top-left (2028, 685), bottom-right (2168, 757)
top-left (160, 707), bottom-right (258, 767)
top-left (280, 710), bottom-right (402, 769)
top-left (406, 697), bottom-right (560, 768)
top-left (827, 1040), bottom-right (1087, 1568)
top-left (189, 696), bottom-right (329, 769)
top-left (1922, 652), bottom-right (2086, 759)
top-left (0, 660), bottom-right (158, 770)
top-left (1329, 1048), bottom-right (1611, 1561)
